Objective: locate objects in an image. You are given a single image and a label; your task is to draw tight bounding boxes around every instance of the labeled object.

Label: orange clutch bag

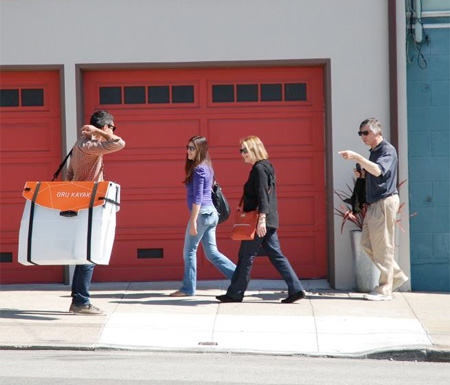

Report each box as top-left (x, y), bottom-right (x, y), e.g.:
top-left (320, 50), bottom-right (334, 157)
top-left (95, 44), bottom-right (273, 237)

top-left (231, 207), bottom-right (258, 241)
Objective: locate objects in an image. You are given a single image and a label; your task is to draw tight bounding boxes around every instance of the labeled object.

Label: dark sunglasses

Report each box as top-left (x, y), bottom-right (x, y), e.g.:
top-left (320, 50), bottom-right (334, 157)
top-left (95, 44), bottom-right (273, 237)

top-left (107, 124), bottom-right (117, 132)
top-left (358, 130), bottom-right (370, 137)
top-left (239, 148), bottom-right (248, 154)
top-left (186, 145), bottom-right (196, 151)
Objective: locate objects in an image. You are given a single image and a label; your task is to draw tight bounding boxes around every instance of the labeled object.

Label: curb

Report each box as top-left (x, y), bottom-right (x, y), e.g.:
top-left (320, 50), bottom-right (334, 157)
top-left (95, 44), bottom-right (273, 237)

top-left (358, 346), bottom-right (450, 362)
top-left (1, 344), bottom-right (449, 363)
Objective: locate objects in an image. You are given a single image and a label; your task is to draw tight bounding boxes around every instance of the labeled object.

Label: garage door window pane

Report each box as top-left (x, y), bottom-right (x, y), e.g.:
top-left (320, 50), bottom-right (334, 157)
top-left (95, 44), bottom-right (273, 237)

top-left (22, 89), bottom-right (44, 106)
top-left (138, 248), bottom-right (164, 259)
top-left (212, 85), bottom-right (234, 103)
top-left (172, 85), bottom-right (194, 103)
top-left (237, 84), bottom-right (258, 102)
top-left (148, 86), bottom-right (170, 104)
top-left (0, 89), bottom-right (19, 107)
top-left (0, 252), bottom-right (13, 263)
top-left (261, 84), bottom-right (282, 102)
top-left (124, 86), bottom-right (146, 104)
top-left (100, 87), bottom-right (122, 104)
top-left (285, 83), bottom-right (307, 101)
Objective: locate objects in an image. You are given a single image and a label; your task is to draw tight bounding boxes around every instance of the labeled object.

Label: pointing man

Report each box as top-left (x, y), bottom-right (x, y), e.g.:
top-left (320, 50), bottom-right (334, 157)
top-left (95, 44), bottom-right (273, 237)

top-left (339, 118), bottom-right (408, 301)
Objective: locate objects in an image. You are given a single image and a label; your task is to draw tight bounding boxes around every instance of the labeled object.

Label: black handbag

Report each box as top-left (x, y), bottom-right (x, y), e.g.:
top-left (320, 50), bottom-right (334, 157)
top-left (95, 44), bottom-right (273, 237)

top-left (350, 177), bottom-right (366, 214)
top-left (211, 181), bottom-right (230, 224)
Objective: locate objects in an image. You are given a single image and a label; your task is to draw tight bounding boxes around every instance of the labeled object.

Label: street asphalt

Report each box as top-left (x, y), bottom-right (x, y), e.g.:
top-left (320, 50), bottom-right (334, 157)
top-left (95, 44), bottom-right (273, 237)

top-left (0, 279), bottom-right (449, 361)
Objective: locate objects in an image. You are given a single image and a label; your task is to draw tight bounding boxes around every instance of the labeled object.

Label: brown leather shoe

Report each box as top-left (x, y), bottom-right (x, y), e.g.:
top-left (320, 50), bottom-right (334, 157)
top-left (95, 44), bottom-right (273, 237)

top-left (170, 290), bottom-right (189, 297)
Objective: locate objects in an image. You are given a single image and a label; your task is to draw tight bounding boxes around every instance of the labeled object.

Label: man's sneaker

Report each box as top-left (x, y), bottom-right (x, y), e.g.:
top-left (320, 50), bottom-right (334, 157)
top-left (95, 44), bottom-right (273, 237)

top-left (392, 276), bottom-right (409, 292)
top-left (364, 292), bottom-right (392, 301)
top-left (69, 303), bottom-right (105, 315)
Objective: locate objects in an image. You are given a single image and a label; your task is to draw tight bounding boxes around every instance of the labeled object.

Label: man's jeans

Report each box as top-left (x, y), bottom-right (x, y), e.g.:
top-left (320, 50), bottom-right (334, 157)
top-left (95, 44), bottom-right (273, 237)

top-left (71, 264), bottom-right (95, 305)
top-left (180, 208), bottom-right (236, 295)
top-left (226, 228), bottom-right (304, 300)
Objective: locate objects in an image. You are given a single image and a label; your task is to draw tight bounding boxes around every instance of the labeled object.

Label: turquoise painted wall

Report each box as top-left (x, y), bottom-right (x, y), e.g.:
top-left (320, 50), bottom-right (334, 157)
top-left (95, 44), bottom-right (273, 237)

top-left (407, 3), bottom-right (450, 291)
top-left (422, 0), bottom-right (450, 12)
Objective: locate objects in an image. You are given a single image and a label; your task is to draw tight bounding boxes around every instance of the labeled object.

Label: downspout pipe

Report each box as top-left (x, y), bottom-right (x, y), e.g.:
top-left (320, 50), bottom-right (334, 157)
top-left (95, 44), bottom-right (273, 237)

top-left (414, 0), bottom-right (423, 43)
top-left (389, 0), bottom-right (412, 289)
top-left (388, 1), bottom-right (399, 150)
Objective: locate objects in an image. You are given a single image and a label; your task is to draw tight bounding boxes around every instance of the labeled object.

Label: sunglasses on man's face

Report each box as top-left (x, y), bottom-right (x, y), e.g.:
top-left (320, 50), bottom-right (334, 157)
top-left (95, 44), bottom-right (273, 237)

top-left (107, 124), bottom-right (117, 132)
top-left (358, 130), bottom-right (370, 137)
top-left (186, 146), bottom-right (196, 151)
top-left (239, 148), bottom-right (248, 154)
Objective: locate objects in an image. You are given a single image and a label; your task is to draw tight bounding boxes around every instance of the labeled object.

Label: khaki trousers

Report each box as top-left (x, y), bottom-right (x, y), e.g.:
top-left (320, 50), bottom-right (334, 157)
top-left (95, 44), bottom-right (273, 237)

top-left (361, 194), bottom-right (406, 295)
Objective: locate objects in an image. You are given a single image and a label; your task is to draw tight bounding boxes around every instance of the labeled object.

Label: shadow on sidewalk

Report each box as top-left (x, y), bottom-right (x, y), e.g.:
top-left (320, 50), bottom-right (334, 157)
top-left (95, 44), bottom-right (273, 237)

top-left (307, 291), bottom-right (367, 300)
top-left (89, 292), bottom-right (167, 300)
top-left (110, 299), bottom-right (219, 306)
top-left (60, 292), bottom-right (169, 300)
top-left (0, 309), bottom-right (70, 321)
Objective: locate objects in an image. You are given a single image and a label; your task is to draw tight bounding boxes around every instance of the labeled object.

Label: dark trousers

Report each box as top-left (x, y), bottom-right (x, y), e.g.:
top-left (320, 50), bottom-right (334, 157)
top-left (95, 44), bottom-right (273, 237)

top-left (71, 264), bottom-right (95, 305)
top-left (226, 228), bottom-right (304, 300)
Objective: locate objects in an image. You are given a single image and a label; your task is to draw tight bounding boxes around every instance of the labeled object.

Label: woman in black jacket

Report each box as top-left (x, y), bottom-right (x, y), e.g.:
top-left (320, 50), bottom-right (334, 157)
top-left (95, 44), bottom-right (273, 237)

top-left (216, 136), bottom-right (306, 303)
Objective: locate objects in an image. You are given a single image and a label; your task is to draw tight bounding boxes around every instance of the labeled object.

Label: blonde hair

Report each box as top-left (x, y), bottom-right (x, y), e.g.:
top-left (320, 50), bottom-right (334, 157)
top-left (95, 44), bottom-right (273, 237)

top-left (240, 136), bottom-right (269, 162)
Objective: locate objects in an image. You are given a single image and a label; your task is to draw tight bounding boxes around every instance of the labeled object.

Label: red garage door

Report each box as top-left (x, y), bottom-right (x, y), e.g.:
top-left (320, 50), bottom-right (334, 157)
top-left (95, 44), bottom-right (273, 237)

top-left (84, 67), bottom-right (326, 282)
top-left (0, 71), bottom-right (63, 284)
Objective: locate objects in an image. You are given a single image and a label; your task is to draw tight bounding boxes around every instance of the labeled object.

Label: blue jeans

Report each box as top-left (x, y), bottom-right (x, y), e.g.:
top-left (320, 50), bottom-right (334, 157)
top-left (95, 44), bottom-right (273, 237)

top-left (180, 207), bottom-right (236, 295)
top-left (226, 228), bottom-right (304, 300)
top-left (71, 264), bottom-right (95, 305)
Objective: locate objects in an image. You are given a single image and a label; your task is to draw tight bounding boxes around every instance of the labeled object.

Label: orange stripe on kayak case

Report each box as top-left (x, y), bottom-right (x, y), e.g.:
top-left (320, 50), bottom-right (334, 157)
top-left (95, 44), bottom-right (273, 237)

top-left (22, 181), bottom-right (110, 212)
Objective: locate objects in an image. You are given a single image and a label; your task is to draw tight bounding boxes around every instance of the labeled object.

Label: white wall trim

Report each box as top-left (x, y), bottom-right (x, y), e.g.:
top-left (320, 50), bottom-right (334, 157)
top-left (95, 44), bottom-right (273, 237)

top-left (397, 0), bottom-right (412, 290)
top-left (409, 23), bottom-right (450, 28)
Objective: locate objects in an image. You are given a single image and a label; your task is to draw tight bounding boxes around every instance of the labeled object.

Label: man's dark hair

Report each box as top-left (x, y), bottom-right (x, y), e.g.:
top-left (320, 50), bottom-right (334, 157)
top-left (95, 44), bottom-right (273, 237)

top-left (360, 117), bottom-right (382, 134)
top-left (90, 110), bottom-right (114, 128)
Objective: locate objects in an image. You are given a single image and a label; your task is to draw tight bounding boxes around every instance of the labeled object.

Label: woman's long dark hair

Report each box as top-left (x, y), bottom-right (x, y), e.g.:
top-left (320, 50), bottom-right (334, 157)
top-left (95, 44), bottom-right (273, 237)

top-left (184, 136), bottom-right (212, 184)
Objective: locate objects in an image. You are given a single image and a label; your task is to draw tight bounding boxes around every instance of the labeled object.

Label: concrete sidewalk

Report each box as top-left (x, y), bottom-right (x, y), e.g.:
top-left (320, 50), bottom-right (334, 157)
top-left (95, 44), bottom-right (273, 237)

top-left (0, 280), bottom-right (449, 361)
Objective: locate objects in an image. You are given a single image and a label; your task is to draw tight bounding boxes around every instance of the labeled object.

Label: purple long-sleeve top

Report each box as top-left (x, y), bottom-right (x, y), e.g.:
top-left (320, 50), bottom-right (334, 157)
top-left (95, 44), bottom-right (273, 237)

top-left (186, 163), bottom-right (214, 211)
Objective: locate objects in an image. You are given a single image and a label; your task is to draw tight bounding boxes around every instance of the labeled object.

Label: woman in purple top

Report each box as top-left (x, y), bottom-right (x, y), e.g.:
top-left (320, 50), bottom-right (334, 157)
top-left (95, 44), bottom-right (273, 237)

top-left (170, 136), bottom-right (236, 297)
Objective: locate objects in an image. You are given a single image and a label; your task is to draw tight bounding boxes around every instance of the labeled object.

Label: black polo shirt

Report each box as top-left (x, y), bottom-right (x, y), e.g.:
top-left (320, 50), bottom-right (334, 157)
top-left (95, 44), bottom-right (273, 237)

top-left (366, 139), bottom-right (398, 204)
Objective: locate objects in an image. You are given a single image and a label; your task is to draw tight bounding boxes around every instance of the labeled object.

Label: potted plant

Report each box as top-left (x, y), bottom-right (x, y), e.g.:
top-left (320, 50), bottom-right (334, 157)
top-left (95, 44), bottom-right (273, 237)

top-left (334, 179), bottom-right (413, 293)
top-left (335, 179), bottom-right (410, 234)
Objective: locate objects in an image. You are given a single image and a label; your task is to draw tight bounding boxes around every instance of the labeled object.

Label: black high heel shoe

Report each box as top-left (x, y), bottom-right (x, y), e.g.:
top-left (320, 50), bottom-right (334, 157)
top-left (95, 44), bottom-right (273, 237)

top-left (281, 290), bottom-right (306, 303)
top-left (216, 294), bottom-right (242, 303)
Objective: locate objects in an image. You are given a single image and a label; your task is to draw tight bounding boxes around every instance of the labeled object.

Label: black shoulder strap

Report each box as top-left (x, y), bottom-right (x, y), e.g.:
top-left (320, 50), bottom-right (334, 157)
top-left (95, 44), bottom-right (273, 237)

top-left (239, 195), bottom-right (244, 208)
top-left (27, 182), bottom-right (41, 265)
top-left (86, 182), bottom-right (99, 264)
top-left (52, 149), bottom-right (73, 181)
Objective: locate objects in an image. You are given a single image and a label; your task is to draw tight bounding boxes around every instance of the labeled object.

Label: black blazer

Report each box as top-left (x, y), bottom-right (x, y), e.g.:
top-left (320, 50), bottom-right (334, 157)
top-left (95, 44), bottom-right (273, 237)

top-left (243, 160), bottom-right (279, 229)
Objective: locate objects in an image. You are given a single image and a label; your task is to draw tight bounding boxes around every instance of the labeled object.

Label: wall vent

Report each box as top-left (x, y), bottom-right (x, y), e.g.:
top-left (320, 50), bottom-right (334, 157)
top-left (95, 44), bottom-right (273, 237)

top-left (137, 248), bottom-right (164, 259)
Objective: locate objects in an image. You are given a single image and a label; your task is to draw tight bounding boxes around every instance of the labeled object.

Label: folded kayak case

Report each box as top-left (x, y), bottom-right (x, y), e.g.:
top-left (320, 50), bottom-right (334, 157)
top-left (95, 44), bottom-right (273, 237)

top-left (18, 181), bottom-right (120, 266)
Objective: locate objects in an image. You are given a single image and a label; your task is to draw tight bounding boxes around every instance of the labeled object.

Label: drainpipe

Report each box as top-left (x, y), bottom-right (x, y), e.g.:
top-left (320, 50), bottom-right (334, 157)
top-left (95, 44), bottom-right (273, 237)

top-left (414, 0), bottom-right (423, 43)
top-left (389, 0), bottom-right (412, 289)
top-left (388, 1), bottom-right (399, 150)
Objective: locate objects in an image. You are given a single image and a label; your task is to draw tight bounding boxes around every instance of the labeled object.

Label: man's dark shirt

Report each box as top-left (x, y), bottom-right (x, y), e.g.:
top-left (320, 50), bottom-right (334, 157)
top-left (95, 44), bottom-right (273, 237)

top-left (366, 139), bottom-right (398, 204)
